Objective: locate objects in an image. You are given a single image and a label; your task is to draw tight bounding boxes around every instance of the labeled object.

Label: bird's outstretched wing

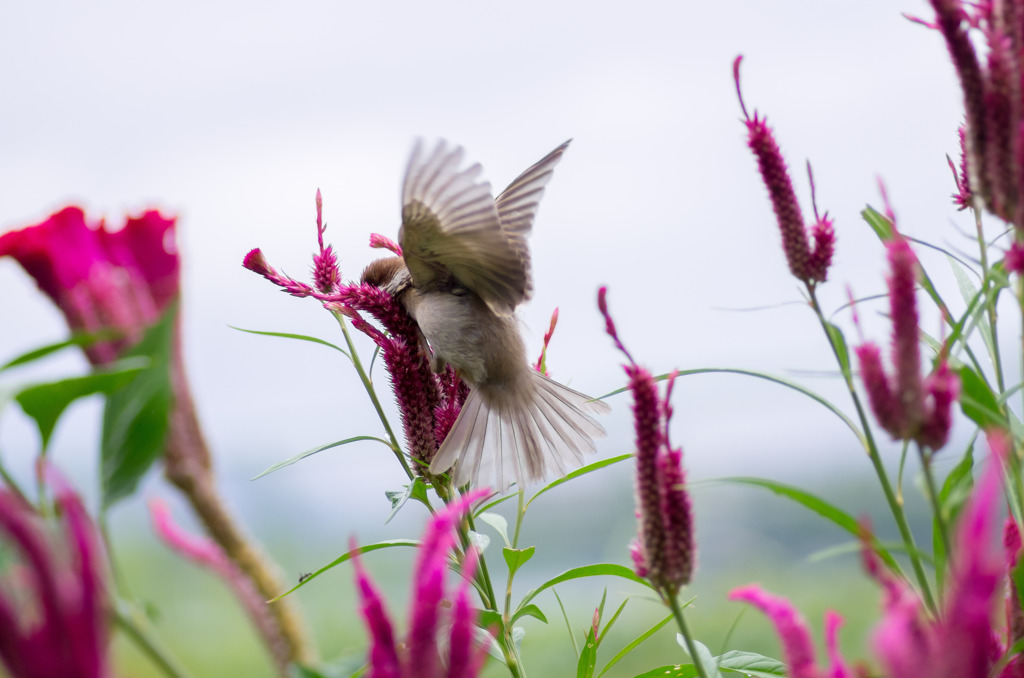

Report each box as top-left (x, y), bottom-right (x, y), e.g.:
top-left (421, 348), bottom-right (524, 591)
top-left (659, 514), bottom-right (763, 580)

top-left (399, 140), bottom-right (528, 316)
top-left (494, 140), bottom-right (571, 296)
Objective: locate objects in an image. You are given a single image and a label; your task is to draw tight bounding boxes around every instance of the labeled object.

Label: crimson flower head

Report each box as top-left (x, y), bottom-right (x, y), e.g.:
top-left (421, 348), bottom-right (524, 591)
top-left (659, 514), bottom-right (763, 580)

top-left (855, 236), bottom-right (959, 450)
top-left (0, 206), bottom-right (179, 364)
top-left (599, 287), bottom-right (694, 596)
top-left (733, 56), bottom-right (836, 285)
top-left (352, 489), bottom-right (490, 678)
top-left (0, 470), bottom-right (110, 678)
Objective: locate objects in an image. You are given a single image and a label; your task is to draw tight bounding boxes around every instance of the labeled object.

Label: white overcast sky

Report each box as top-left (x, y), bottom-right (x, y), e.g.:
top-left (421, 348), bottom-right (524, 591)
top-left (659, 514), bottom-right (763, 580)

top-left (0, 1), bottom-right (990, 521)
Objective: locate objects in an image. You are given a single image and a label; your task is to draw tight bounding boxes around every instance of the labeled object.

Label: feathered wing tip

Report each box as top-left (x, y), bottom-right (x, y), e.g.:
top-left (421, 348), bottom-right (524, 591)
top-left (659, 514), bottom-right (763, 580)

top-left (429, 371), bottom-right (611, 489)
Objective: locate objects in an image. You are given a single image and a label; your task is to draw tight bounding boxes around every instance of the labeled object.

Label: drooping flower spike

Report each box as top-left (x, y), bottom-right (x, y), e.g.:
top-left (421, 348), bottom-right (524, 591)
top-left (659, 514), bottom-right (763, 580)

top-left (599, 287), bottom-right (694, 596)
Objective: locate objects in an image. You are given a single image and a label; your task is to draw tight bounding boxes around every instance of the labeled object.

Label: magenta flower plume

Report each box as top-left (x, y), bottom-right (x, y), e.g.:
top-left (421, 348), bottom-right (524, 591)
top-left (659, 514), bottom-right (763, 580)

top-left (352, 489), bottom-right (490, 678)
top-left (856, 236), bottom-right (959, 450)
top-left (1006, 517), bottom-right (1024, 659)
top-left (728, 585), bottom-right (850, 678)
top-left (533, 307), bottom-right (559, 376)
top-left (733, 56), bottom-right (835, 285)
top-left (312, 189), bottom-right (342, 293)
top-left (866, 436), bottom-right (1007, 678)
top-left (0, 206), bottom-right (179, 364)
top-left (369, 232), bottom-right (403, 256)
top-left (0, 470), bottom-right (109, 678)
top-left (599, 287), bottom-right (694, 595)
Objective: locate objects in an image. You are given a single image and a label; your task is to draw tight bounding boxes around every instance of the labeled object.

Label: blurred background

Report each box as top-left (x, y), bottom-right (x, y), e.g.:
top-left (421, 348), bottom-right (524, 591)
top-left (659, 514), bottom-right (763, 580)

top-left (0, 0), bottom-right (990, 676)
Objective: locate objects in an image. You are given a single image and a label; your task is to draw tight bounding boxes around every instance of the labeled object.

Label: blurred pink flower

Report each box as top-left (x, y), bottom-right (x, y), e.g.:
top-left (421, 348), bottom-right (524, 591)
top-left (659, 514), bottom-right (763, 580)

top-left (0, 206), bottom-right (178, 364)
top-left (0, 471), bottom-right (109, 678)
top-left (353, 490), bottom-right (489, 678)
top-left (728, 585), bottom-right (850, 678)
top-left (599, 287), bottom-right (694, 595)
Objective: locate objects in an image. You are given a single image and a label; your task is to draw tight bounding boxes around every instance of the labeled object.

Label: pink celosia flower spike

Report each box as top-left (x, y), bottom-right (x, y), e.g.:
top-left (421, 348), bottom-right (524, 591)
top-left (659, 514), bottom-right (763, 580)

top-left (733, 56), bottom-right (835, 285)
top-left (312, 190), bottom-right (341, 293)
top-left (599, 287), bottom-right (694, 596)
top-left (369, 232), bottom-right (403, 256)
top-left (728, 585), bottom-right (820, 678)
top-left (0, 471), bottom-right (110, 678)
top-left (950, 124), bottom-right (975, 210)
top-left (856, 235), bottom-right (959, 450)
top-left (352, 489), bottom-right (489, 678)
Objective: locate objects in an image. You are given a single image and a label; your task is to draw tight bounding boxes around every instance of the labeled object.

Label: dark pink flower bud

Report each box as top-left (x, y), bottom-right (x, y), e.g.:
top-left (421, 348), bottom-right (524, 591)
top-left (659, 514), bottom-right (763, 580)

top-left (369, 233), bottom-right (403, 256)
top-left (1007, 242), bottom-right (1024, 273)
top-left (533, 307), bottom-right (559, 376)
top-left (950, 124), bottom-right (975, 210)
top-left (917, 359), bottom-right (960, 450)
top-left (855, 343), bottom-right (904, 437)
top-left (887, 238), bottom-right (925, 431)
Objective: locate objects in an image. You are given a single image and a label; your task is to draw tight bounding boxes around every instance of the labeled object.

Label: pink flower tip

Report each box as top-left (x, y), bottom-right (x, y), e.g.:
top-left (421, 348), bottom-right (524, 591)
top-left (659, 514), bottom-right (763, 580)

top-left (242, 248), bottom-right (273, 276)
top-left (149, 497), bottom-right (229, 573)
top-left (1007, 243), bottom-right (1024, 274)
top-left (369, 232), bottom-right (403, 256)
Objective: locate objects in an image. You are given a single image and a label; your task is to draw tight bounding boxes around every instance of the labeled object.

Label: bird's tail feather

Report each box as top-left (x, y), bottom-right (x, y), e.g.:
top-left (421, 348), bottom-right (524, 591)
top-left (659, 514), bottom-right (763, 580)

top-left (428, 371), bottom-right (611, 489)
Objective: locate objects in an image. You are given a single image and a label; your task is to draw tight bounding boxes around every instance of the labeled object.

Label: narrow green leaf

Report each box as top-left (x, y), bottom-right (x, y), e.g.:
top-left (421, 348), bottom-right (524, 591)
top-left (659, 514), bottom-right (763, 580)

top-left (527, 454), bottom-right (633, 510)
top-left (504, 546), bottom-right (535, 579)
top-left (861, 205), bottom-right (895, 241)
top-left (577, 624), bottom-right (598, 678)
top-left (230, 326), bottom-right (350, 360)
top-left (101, 306), bottom-right (177, 509)
top-left (384, 477), bottom-right (428, 525)
top-left (949, 257), bottom-right (995, 359)
top-left (716, 650), bottom-right (786, 677)
top-left (270, 539), bottom-right (419, 601)
top-left (823, 322), bottom-right (850, 378)
top-left (553, 589), bottom-right (579, 657)
top-left (14, 358), bottom-right (148, 449)
top-left (0, 329), bottom-right (123, 372)
top-left (252, 436), bottom-right (396, 480)
top-left (478, 512), bottom-right (511, 548)
top-left (957, 365), bottom-right (1005, 430)
top-left (596, 597), bottom-right (628, 646)
top-left (719, 477), bottom-right (900, 573)
top-left (474, 492), bottom-right (518, 516)
top-left (934, 444), bottom-right (975, 590)
top-left (596, 613), bottom-right (673, 678)
top-left (517, 563), bottom-right (652, 613)
top-left (511, 603), bottom-right (548, 625)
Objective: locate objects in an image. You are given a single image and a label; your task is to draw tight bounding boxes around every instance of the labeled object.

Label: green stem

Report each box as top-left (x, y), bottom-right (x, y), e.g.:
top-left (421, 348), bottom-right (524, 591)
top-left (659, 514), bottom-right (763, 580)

top-left (331, 311), bottom-right (413, 480)
top-left (667, 592), bottom-right (707, 678)
top-left (808, 288), bottom-right (937, 613)
top-left (512, 488), bottom-right (526, 548)
top-left (114, 600), bottom-right (195, 678)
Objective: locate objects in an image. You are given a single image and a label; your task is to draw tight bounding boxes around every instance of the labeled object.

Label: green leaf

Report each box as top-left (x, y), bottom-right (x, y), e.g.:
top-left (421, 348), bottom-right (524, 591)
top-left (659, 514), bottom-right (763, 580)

top-left (633, 667), bottom-right (697, 678)
top-left (0, 328), bottom-right (123, 372)
top-left (597, 613), bottom-right (673, 678)
top-left (949, 257), bottom-right (995, 360)
top-left (270, 539), bottom-right (419, 601)
top-left (14, 358), bottom-right (149, 449)
top-left (383, 477), bottom-right (429, 524)
top-left (252, 436), bottom-right (396, 480)
top-left (716, 650), bottom-right (786, 677)
top-left (230, 326), bottom-right (350, 360)
top-left (101, 306), bottom-right (177, 509)
top-left (504, 546), bottom-right (535, 579)
top-left (934, 443), bottom-right (974, 589)
top-left (823, 322), bottom-right (850, 378)
top-left (517, 563), bottom-right (653, 614)
top-left (861, 205), bottom-right (895, 241)
top-left (719, 477), bottom-right (900, 573)
top-left (678, 637), bottom-right (722, 678)
top-left (601, 369), bottom-right (865, 448)
top-left (577, 623), bottom-right (598, 678)
top-left (511, 603), bottom-right (548, 625)
top-left (478, 512), bottom-right (511, 548)
top-left (957, 365), bottom-right (1005, 430)
top-left (527, 454), bottom-right (633, 511)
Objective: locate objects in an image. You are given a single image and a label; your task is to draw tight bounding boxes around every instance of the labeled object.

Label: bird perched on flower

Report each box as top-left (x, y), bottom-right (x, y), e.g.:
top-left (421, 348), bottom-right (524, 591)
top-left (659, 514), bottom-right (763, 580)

top-left (362, 139), bottom-right (610, 489)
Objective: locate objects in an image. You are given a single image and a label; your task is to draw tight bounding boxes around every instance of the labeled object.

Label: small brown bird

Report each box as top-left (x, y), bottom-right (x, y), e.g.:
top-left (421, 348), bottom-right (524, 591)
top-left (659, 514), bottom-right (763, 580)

top-left (362, 139), bottom-right (610, 489)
